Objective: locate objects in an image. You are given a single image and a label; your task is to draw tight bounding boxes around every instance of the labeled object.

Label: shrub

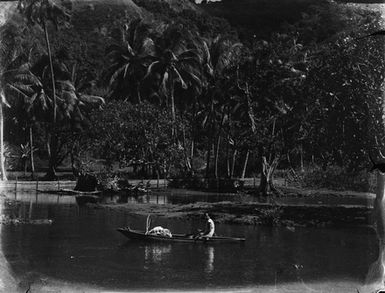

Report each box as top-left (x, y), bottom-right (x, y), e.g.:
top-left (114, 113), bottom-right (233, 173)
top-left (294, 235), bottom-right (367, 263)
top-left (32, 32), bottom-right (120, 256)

top-left (301, 165), bottom-right (374, 192)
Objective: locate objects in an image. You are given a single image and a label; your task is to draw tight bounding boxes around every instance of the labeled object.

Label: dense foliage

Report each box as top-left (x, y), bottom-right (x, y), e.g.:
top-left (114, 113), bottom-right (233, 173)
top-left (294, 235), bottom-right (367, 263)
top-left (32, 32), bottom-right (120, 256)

top-left (0, 0), bottom-right (384, 193)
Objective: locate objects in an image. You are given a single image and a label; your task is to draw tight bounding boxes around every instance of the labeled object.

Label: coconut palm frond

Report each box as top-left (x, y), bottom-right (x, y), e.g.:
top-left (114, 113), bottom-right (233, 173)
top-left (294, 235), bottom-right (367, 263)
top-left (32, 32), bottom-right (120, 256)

top-left (358, 30), bottom-right (385, 40)
top-left (172, 67), bottom-right (187, 90)
top-left (144, 61), bottom-right (160, 80)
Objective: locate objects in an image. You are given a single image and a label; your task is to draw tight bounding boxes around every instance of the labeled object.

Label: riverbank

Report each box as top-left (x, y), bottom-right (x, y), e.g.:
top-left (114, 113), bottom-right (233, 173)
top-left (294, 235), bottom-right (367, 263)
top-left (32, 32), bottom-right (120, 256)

top-left (98, 197), bottom-right (373, 228)
top-left (93, 183), bottom-right (374, 228)
top-left (0, 179), bottom-right (375, 228)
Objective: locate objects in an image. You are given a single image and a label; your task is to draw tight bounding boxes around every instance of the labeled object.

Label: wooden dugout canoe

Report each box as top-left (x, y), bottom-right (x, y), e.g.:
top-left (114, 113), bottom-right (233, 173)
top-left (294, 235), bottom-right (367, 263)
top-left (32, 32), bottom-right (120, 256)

top-left (117, 227), bottom-right (246, 243)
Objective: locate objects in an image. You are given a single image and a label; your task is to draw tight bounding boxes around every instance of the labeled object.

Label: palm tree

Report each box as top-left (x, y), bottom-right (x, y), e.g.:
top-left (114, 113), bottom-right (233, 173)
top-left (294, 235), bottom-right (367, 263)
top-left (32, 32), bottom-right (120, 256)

top-left (145, 47), bottom-right (201, 137)
top-left (0, 23), bottom-right (18, 180)
top-left (0, 21), bottom-right (35, 180)
top-left (30, 55), bottom-right (104, 178)
top-left (198, 37), bottom-right (243, 178)
top-left (105, 19), bottom-right (155, 102)
top-left (17, 0), bottom-right (71, 126)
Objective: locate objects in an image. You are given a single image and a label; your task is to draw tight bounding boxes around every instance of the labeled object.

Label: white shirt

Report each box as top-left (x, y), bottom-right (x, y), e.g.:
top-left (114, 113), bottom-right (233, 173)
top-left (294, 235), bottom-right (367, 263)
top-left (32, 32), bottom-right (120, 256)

top-left (206, 218), bottom-right (215, 237)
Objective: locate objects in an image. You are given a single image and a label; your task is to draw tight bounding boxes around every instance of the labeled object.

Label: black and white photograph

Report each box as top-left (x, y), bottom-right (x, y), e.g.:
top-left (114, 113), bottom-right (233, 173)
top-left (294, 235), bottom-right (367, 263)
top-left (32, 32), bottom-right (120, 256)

top-left (0, 0), bottom-right (384, 292)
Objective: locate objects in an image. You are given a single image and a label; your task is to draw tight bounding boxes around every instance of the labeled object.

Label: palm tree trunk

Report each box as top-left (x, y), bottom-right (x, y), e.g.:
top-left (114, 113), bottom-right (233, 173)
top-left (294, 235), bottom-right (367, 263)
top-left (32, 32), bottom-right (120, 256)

top-left (205, 138), bottom-right (211, 178)
top-left (43, 21), bottom-right (57, 180)
top-left (29, 126), bottom-right (35, 179)
top-left (136, 82), bottom-right (142, 104)
top-left (46, 133), bottom-right (57, 180)
top-left (226, 137), bottom-right (230, 178)
top-left (181, 124), bottom-right (191, 172)
top-left (300, 144), bottom-right (304, 172)
top-left (230, 149), bottom-right (237, 179)
top-left (170, 81), bottom-right (176, 138)
top-left (214, 135), bottom-right (221, 179)
top-left (24, 158), bottom-right (27, 176)
top-left (43, 21), bottom-right (56, 125)
top-left (190, 139), bottom-right (194, 159)
top-left (0, 102), bottom-right (7, 180)
top-left (241, 150), bottom-right (250, 179)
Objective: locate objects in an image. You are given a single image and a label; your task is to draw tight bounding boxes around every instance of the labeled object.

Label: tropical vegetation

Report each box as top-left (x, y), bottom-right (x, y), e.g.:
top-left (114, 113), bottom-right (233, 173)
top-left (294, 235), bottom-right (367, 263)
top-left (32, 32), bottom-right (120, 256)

top-left (0, 0), bottom-right (383, 195)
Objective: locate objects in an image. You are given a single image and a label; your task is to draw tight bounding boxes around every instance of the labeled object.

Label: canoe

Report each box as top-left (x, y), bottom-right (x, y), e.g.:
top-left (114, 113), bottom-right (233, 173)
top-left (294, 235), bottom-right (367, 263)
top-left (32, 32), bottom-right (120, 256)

top-left (61, 189), bottom-right (101, 195)
top-left (38, 189), bottom-right (101, 196)
top-left (117, 227), bottom-right (245, 243)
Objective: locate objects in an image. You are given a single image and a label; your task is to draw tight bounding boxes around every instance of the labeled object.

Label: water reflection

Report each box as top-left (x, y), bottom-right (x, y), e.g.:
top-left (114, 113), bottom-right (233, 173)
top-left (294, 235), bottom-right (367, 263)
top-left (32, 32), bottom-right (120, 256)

top-left (10, 192), bottom-right (75, 205)
top-left (99, 190), bottom-right (373, 207)
top-left (144, 244), bottom-right (172, 265)
top-left (0, 199), bottom-right (18, 292)
top-left (0, 192), bottom-right (377, 292)
top-left (204, 246), bottom-right (215, 275)
top-left (361, 172), bottom-right (385, 293)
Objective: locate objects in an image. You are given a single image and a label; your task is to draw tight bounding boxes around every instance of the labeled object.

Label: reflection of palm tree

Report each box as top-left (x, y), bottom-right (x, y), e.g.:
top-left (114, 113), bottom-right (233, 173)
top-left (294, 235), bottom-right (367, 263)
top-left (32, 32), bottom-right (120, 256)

top-left (360, 172), bottom-right (385, 293)
top-left (362, 246), bottom-right (385, 292)
top-left (204, 246), bottom-right (215, 275)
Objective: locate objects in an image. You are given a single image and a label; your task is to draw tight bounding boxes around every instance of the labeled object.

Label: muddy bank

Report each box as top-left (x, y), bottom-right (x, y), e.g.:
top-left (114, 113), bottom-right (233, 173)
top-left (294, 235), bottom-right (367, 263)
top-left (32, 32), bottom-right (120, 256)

top-left (96, 200), bottom-right (372, 228)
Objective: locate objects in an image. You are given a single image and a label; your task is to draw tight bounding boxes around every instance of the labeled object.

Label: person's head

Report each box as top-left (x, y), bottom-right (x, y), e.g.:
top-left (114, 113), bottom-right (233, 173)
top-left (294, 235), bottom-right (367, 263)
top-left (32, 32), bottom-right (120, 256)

top-left (205, 213), bottom-right (210, 220)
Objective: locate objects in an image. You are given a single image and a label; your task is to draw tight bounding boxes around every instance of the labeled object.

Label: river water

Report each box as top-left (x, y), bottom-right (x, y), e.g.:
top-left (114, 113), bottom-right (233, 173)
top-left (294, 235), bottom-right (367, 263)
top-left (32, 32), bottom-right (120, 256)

top-left (0, 192), bottom-right (379, 292)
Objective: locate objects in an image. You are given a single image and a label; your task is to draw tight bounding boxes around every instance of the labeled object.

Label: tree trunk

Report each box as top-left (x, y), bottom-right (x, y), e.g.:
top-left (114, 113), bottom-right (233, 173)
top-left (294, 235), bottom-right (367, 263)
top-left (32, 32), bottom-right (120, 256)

top-left (214, 135), bottom-right (221, 179)
top-left (23, 158), bottom-right (27, 176)
top-left (46, 134), bottom-right (58, 180)
top-left (205, 138), bottom-right (211, 178)
top-left (259, 155), bottom-right (280, 196)
top-left (190, 139), bottom-right (194, 159)
top-left (43, 22), bottom-right (56, 125)
top-left (136, 82), bottom-right (141, 104)
top-left (70, 141), bottom-right (80, 177)
top-left (29, 126), bottom-right (35, 179)
top-left (230, 149), bottom-right (237, 179)
top-left (181, 124), bottom-right (191, 173)
top-left (0, 101), bottom-right (7, 180)
top-left (241, 150), bottom-right (250, 179)
top-left (190, 139), bottom-right (194, 175)
top-left (226, 136), bottom-right (230, 178)
top-left (43, 22), bottom-right (57, 181)
top-left (300, 144), bottom-right (304, 172)
top-left (170, 81), bottom-right (176, 138)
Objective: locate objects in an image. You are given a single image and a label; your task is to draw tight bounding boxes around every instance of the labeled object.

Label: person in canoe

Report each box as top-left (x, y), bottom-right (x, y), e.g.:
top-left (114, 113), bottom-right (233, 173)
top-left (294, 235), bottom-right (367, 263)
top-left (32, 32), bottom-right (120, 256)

top-left (195, 213), bottom-right (215, 239)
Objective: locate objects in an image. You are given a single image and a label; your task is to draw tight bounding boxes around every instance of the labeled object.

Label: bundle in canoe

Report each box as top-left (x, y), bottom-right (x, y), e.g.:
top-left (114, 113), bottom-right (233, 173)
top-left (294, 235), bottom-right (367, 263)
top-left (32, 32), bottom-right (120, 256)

top-left (116, 227), bottom-right (245, 243)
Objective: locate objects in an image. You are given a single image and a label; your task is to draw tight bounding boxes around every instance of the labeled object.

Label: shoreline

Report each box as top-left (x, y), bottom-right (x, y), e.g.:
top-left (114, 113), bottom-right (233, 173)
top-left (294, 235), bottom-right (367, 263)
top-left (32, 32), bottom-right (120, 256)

top-left (97, 200), bottom-right (373, 228)
top-left (0, 180), bottom-right (375, 228)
